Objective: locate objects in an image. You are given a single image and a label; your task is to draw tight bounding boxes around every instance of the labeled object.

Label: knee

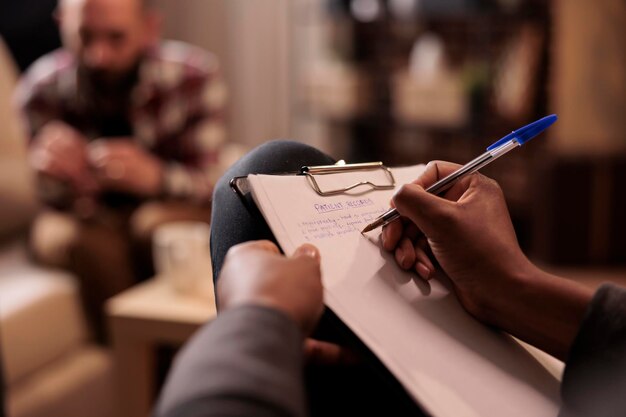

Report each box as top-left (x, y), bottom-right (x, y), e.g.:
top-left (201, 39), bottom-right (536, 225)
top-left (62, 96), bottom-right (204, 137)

top-left (213, 140), bottom-right (335, 200)
top-left (30, 211), bottom-right (81, 268)
top-left (251, 139), bottom-right (319, 156)
top-left (246, 140), bottom-right (334, 171)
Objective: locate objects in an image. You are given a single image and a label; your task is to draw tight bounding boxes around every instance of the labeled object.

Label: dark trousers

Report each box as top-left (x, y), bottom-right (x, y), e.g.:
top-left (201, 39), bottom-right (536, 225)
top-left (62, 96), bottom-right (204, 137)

top-left (210, 140), bottom-right (424, 417)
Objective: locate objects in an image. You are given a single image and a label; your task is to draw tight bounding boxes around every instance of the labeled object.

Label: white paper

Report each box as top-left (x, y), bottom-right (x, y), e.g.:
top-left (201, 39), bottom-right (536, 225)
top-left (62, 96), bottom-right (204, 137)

top-left (248, 166), bottom-right (560, 417)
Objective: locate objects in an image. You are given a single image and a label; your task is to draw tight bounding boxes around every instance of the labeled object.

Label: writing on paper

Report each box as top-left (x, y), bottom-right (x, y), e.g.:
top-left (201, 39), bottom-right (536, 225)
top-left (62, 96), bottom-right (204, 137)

top-left (314, 198), bottom-right (375, 214)
top-left (299, 199), bottom-right (385, 241)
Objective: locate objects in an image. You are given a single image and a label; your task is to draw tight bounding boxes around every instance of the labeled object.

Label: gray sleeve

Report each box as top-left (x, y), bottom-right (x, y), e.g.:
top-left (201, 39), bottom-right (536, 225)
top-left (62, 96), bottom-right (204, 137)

top-left (560, 283), bottom-right (626, 417)
top-left (154, 305), bottom-right (307, 417)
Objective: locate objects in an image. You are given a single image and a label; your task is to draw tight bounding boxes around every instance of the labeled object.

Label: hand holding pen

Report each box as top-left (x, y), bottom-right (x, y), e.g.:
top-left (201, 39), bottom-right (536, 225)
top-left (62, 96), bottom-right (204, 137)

top-left (381, 159), bottom-right (524, 286)
top-left (362, 115), bottom-right (558, 233)
top-left (381, 154), bottom-right (590, 361)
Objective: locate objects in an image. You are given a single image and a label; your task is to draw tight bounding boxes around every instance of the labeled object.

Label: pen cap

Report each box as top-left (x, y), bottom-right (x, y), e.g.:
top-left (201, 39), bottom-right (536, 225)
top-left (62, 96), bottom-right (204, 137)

top-left (515, 114), bottom-right (557, 145)
top-left (487, 114), bottom-right (557, 150)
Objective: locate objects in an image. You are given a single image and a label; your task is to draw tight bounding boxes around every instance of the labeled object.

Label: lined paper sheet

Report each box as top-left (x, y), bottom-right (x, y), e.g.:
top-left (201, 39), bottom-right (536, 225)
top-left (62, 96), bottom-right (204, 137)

top-left (248, 166), bottom-right (560, 417)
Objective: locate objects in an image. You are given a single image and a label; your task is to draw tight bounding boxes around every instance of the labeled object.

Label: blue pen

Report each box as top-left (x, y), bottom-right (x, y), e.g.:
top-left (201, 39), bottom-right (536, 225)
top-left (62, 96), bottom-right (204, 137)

top-left (361, 114), bottom-right (558, 233)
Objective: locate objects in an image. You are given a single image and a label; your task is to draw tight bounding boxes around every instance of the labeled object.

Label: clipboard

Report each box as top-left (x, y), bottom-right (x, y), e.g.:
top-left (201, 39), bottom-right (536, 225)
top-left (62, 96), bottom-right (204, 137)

top-left (227, 161), bottom-right (563, 417)
top-left (229, 160), bottom-right (424, 412)
top-left (229, 160), bottom-right (396, 202)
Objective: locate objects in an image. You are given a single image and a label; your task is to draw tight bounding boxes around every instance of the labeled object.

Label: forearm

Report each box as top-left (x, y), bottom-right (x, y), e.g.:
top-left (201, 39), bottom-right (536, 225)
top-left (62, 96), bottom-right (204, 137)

top-left (479, 264), bottom-right (593, 361)
top-left (29, 121), bottom-right (95, 208)
top-left (155, 306), bottom-right (307, 417)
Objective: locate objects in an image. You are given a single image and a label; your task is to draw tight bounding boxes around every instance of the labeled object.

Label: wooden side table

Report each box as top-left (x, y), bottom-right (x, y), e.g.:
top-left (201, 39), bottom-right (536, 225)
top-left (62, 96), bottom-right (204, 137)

top-left (106, 278), bottom-right (216, 417)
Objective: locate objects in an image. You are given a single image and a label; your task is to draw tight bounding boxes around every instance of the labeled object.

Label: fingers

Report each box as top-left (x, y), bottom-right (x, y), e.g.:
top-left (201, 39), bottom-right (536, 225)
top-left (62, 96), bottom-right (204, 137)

top-left (292, 243), bottom-right (321, 262)
top-left (392, 183), bottom-right (457, 237)
top-left (291, 244), bottom-right (323, 296)
top-left (36, 123), bottom-right (88, 167)
top-left (87, 140), bottom-right (164, 196)
top-left (44, 135), bottom-right (83, 161)
top-left (230, 240), bottom-right (282, 256)
top-left (32, 129), bottom-right (85, 176)
top-left (413, 160), bottom-right (463, 189)
top-left (393, 235), bottom-right (434, 280)
top-left (88, 142), bottom-right (131, 176)
top-left (384, 160), bottom-right (477, 277)
top-left (383, 160), bottom-right (463, 252)
top-left (414, 160), bottom-right (489, 203)
top-left (224, 241), bottom-right (320, 278)
top-left (304, 338), bottom-right (359, 366)
top-left (30, 145), bottom-right (98, 193)
top-left (395, 237), bottom-right (416, 270)
top-left (89, 145), bottom-right (128, 180)
top-left (414, 238), bottom-right (434, 280)
top-left (219, 240), bottom-right (324, 335)
top-left (30, 147), bottom-right (76, 180)
top-left (88, 139), bottom-right (145, 169)
top-left (382, 219), bottom-right (403, 251)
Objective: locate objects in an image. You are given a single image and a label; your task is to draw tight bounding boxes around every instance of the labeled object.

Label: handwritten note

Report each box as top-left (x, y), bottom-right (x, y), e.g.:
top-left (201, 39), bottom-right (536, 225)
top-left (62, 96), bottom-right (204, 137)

top-left (247, 165), bottom-right (560, 417)
top-left (300, 199), bottom-right (383, 241)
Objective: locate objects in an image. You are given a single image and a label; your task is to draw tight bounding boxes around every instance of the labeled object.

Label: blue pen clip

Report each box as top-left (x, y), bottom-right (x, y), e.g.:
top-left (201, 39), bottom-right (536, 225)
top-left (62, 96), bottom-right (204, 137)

top-left (486, 114), bottom-right (558, 151)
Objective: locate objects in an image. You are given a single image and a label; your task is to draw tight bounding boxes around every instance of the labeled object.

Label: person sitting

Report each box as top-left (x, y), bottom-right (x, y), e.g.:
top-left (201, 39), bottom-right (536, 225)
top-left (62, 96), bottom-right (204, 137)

top-left (15, 0), bottom-right (227, 339)
top-left (155, 141), bottom-right (626, 417)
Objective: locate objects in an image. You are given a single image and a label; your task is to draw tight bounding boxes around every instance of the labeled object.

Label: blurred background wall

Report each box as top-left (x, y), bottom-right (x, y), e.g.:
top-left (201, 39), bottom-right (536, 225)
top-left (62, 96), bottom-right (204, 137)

top-left (0, 0), bottom-right (61, 72)
top-left (551, 0), bottom-right (626, 155)
top-left (154, 0), bottom-right (293, 149)
top-left (1, 0), bottom-right (625, 266)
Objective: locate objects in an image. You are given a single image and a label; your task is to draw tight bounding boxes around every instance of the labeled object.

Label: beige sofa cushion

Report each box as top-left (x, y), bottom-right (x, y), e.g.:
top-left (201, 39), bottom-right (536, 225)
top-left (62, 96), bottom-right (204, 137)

top-left (0, 38), bottom-right (38, 241)
top-left (0, 243), bottom-right (88, 386)
top-left (6, 346), bottom-right (116, 417)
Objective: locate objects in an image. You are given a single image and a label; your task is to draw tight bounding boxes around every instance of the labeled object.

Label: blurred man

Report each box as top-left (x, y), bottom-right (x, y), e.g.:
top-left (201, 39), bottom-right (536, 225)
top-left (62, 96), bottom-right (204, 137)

top-left (15, 0), bottom-right (227, 339)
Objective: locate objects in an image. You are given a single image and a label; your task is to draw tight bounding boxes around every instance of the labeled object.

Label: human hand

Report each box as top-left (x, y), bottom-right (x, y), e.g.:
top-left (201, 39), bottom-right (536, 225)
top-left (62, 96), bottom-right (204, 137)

top-left (382, 161), bottom-right (536, 321)
top-left (29, 121), bottom-right (98, 195)
top-left (217, 240), bottom-right (324, 335)
top-left (304, 338), bottom-right (359, 366)
top-left (88, 139), bottom-right (164, 197)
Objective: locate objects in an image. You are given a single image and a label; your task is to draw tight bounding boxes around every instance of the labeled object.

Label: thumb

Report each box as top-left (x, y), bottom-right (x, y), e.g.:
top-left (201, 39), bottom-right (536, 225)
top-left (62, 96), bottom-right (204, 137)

top-left (292, 243), bottom-right (321, 262)
top-left (392, 183), bottom-right (455, 236)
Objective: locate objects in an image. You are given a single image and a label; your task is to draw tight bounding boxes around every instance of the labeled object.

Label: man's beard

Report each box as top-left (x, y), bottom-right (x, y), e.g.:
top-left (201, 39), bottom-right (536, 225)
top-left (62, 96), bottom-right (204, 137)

top-left (78, 60), bottom-right (141, 96)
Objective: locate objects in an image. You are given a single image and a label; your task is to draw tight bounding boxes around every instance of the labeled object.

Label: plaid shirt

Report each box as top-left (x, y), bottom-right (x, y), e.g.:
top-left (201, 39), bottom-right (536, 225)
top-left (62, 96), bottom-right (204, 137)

top-left (16, 40), bottom-right (227, 204)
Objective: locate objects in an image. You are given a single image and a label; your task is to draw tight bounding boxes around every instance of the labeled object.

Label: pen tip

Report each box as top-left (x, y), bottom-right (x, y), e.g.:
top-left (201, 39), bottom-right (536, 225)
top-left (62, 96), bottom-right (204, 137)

top-left (361, 225), bottom-right (374, 234)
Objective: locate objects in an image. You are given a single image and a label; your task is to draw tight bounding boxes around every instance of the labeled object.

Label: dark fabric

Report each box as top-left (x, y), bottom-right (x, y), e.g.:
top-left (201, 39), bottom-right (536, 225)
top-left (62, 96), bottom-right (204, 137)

top-left (560, 283), bottom-right (626, 417)
top-left (155, 306), bottom-right (306, 417)
top-left (210, 140), bottom-right (335, 282)
top-left (209, 140), bottom-right (424, 417)
top-left (0, 0), bottom-right (61, 72)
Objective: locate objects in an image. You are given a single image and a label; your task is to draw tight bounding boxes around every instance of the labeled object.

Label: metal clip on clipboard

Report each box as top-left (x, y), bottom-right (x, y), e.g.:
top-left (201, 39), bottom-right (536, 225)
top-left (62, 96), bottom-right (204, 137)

top-left (302, 161), bottom-right (395, 196)
top-left (230, 161), bottom-right (396, 202)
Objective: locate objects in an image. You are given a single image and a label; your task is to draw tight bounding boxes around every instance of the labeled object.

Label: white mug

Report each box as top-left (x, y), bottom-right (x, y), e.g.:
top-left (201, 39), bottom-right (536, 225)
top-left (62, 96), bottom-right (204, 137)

top-left (153, 221), bottom-right (214, 299)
